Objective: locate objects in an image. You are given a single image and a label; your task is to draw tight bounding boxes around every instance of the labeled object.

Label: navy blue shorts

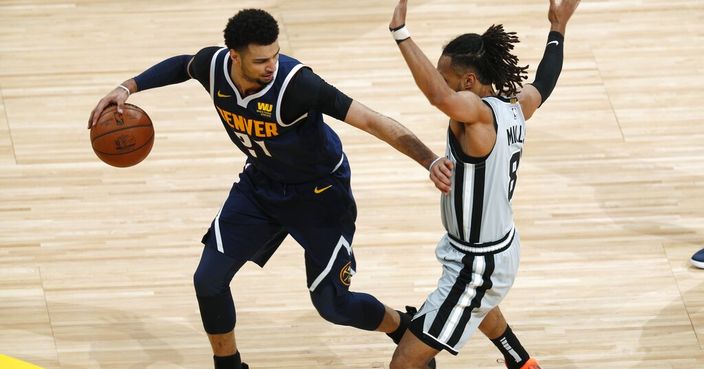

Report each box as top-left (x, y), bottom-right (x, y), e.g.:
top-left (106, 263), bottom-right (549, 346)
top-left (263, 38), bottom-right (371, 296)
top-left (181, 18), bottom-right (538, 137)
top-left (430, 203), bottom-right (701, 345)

top-left (201, 158), bottom-right (358, 293)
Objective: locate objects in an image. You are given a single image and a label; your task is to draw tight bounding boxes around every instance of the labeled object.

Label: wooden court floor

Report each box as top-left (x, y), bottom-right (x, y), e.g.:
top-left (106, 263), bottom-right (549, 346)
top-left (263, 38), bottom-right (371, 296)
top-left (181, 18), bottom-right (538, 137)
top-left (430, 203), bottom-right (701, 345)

top-left (2, 1), bottom-right (704, 368)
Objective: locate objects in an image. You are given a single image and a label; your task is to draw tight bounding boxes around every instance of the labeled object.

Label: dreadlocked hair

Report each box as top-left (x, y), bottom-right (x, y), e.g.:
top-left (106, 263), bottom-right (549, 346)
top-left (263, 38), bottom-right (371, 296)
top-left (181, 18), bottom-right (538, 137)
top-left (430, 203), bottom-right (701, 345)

top-left (442, 24), bottom-right (528, 97)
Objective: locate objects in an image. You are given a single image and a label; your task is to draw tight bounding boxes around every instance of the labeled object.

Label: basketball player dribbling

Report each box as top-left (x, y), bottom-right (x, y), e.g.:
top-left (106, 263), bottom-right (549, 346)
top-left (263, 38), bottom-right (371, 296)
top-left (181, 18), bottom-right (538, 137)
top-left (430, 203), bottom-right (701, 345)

top-left (387, 1), bottom-right (580, 368)
top-left (88, 8), bottom-right (454, 369)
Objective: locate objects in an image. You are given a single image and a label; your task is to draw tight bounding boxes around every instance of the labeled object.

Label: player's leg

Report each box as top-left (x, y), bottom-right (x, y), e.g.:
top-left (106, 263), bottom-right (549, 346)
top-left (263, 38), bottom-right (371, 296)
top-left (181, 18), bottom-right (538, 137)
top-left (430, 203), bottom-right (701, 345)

top-left (475, 233), bottom-right (540, 369)
top-left (390, 331), bottom-right (440, 369)
top-left (294, 216), bottom-right (391, 332)
top-left (304, 252), bottom-right (436, 365)
top-left (480, 306), bottom-right (541, 369)
top-left (400, 234), bottom-right (520, 366)
top-left (195, 168), bottom-right (288, 369)
top-left (193, 246), bottom-right (246, 368)
top-left (283, 159), bottom-right (416, 341)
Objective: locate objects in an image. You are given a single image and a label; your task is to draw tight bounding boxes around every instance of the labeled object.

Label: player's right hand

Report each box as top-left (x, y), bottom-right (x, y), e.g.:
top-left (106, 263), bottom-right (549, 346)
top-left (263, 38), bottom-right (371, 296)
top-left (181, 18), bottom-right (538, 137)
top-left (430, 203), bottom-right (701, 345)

top-left (430, 157), bottom-right (453, 194)
top-left (389, 0), bottom-right (408, 30)
top-left (88, 85), bottom-right (130, 129)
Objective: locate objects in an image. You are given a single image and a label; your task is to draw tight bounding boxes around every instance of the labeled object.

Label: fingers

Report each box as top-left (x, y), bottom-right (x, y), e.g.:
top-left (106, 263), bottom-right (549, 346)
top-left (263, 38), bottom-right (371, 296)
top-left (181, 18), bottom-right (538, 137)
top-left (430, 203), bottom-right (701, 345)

top-left (560, 0), bottom-right (581, 13)
top-left (390, 0), bottom-right (409, 29)
top-left (89, 97), bottom-right (115, 129)
top-left (560, 0), bottom-right (580, 22)
top-left (430, 170), bottom-right (450, 193)
top-left (429, 158), bottom-right (453, 194)
top-left (439, 159), bottom-right (453, 178)
top-left (88, 100), bottom-right (107, 129)
top-left (88, 86), bottom-right (130, 129)
top-left (87, 108), bottom-right (96, 129)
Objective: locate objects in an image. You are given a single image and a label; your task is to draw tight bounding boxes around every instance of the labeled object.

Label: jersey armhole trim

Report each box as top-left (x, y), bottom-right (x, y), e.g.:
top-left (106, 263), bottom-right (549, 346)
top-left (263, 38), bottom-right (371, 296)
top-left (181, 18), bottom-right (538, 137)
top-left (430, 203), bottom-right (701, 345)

top-left (186, 56), bottom-right (194, 79)
top-left (276, 64), bottom-right (308, 127)
top-left (209, 48), bottom-right (228, 100)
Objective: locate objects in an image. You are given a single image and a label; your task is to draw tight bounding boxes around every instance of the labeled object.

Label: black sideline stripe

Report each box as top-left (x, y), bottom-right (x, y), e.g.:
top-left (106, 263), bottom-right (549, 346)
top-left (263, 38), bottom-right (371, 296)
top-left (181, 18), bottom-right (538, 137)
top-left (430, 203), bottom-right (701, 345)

top-left (446, 254), bottom-right (495, 347)
top-left (428, 253), bottom-right (475, 338)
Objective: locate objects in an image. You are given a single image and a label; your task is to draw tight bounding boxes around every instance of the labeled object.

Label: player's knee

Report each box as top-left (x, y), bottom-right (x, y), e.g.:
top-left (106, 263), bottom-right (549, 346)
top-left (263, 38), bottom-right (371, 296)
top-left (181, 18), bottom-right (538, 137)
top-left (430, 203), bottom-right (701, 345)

top-left (309, 285), bottom-right (353, 326)
top-left (193, 247), bottom-right (237, 297)
top-left (193, 264), bottom-right (236, 334)
top-left (193, 266), bottom-right (224, 297)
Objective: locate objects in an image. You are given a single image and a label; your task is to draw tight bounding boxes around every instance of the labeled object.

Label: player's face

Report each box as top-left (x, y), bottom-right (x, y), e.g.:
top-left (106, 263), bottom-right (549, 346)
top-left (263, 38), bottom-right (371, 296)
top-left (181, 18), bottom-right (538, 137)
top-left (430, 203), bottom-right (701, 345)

top-left (437, 55), bottom-right (464, 92)
top-left (237, 42), bottom-right (280, 86)
top-left (437, 55), bottom-right (477, 93)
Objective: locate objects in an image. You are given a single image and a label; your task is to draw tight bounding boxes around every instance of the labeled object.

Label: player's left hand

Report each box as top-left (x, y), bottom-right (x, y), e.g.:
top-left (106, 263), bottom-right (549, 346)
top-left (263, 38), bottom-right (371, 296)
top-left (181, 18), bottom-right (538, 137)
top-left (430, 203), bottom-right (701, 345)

top-left (390, 0), bottom-right (408, 30)
top-left (430, 157), bottom-right (453, 194)
top-left (548, 0), bottom-right (581, 34)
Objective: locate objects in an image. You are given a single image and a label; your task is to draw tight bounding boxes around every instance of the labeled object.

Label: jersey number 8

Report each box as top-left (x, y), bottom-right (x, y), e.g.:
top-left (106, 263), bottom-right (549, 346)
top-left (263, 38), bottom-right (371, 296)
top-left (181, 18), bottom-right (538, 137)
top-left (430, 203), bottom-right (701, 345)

top-left (508, 150), bottom-right (521, 201)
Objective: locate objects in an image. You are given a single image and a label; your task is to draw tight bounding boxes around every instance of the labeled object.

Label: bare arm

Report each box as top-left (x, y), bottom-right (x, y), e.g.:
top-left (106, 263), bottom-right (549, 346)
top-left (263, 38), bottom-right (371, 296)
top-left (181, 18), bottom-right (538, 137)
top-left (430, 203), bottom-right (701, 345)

top-left (344, 100), bottom-right (453, 193)
top-left (389, 0), bottom-right (486, 125)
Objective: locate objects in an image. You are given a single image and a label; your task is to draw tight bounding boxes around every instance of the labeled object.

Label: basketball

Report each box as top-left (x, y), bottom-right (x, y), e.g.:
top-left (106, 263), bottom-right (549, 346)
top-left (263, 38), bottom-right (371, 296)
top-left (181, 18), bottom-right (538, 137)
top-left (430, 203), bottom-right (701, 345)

top-left (90, 103), bottom-right (154, 167)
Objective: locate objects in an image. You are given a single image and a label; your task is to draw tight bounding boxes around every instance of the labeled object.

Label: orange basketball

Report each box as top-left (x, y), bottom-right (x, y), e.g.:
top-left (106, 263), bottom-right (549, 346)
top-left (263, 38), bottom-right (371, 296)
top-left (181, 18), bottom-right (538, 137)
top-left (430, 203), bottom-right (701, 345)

top-left (90, 103), bottom-right (154, 167)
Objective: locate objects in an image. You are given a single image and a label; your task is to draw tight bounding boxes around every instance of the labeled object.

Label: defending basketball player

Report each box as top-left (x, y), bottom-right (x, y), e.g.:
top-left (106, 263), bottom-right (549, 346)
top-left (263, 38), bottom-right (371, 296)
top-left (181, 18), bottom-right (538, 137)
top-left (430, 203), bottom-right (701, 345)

top-left (388, 1), bottom-right (580, 368)
top-left (88, 8), bottom-right (452, 369)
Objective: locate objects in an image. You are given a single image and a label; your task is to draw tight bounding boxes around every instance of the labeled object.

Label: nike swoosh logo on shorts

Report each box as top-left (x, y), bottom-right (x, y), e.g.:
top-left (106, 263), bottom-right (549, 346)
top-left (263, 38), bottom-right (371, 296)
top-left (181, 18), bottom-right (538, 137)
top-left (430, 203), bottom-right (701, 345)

top-left (314, 185), bottom-right (333, 194)
top-left (547, 40), bottom-right (559, 47)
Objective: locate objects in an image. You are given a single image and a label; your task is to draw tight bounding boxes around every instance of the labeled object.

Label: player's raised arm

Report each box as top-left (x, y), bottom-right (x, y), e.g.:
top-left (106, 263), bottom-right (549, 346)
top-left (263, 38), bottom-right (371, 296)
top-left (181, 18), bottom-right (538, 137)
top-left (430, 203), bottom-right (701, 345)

top-left (88, 54), bottom-right (194, 128)
top-left (518, 0), bottom-right (580, 120)
top-left (389, 0), bottom-right (485, 125)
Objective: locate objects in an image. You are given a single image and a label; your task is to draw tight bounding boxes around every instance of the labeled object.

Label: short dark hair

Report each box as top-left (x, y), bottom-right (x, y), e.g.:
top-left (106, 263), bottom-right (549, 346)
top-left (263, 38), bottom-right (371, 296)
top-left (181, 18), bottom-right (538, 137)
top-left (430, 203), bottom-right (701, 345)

top-left (443, 25), bottom-right (528, 96)
top-left (224, 9), bottom-right (279, 51)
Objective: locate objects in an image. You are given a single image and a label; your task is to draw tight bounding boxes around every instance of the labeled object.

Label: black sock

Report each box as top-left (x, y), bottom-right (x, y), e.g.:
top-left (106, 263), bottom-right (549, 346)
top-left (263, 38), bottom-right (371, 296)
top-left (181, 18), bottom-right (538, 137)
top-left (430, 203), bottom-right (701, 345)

top-left (490, 326), bottom-right (530, 369)
top-left (213, 351), bottom-right (245, 369)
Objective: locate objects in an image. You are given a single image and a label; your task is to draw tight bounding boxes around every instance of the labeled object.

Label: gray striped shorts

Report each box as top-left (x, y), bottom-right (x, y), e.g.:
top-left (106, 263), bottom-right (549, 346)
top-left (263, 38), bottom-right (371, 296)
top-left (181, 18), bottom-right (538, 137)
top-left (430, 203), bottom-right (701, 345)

top-left (410, 230), bottom-right (521, 354)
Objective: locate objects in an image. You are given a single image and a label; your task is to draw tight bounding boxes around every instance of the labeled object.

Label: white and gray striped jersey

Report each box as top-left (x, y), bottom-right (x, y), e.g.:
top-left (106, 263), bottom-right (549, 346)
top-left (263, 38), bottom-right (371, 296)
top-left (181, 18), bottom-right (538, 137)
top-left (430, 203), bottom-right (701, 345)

top-left (441, 96), bottom-right (526, 252)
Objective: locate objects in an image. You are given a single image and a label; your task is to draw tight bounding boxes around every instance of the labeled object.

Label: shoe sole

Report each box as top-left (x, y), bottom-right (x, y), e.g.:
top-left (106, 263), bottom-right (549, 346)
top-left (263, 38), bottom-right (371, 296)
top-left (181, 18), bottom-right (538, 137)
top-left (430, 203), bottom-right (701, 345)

top-left (691, 258), bottom-right (704, 269)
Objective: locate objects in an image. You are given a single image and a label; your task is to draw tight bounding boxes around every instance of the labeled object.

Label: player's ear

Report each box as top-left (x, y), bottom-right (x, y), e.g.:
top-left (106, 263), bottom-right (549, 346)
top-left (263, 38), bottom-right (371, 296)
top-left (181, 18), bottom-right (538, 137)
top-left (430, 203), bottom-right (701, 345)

top-left (463, 72), bottom-right (476, 91)
top-left (229, 49), bottom-right (241, 65)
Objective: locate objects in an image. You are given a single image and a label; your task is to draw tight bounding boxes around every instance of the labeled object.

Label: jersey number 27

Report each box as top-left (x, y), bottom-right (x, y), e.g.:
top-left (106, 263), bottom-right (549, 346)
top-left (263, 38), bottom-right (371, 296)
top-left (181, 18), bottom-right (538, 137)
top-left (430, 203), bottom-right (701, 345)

top-left (235, 132), bottom-right (272, 158)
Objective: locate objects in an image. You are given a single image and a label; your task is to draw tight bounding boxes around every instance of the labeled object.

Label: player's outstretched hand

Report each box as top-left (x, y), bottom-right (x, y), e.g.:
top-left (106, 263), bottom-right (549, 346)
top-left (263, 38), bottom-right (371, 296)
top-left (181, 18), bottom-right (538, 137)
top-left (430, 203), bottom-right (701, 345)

top-left (88, 85), bottom-right (129, 129)
top-left (548, 0), bottom-right (580, 34)
top-left (390, 0), bottom-right (408, 30)
top-left (430, 157), bottom-right (453, 194)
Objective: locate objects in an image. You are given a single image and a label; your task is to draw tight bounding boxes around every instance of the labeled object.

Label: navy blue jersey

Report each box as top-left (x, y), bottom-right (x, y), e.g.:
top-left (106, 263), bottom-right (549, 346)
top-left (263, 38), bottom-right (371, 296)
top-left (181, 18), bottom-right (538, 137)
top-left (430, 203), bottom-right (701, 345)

top-left (189, 47), bottom-right (346, 183)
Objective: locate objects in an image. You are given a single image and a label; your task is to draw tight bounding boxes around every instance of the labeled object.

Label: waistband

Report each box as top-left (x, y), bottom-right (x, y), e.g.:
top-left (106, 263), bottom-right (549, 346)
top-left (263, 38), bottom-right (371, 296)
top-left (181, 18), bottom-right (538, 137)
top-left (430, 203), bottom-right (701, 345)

top-left (446, 225), bottom-right (515, 255)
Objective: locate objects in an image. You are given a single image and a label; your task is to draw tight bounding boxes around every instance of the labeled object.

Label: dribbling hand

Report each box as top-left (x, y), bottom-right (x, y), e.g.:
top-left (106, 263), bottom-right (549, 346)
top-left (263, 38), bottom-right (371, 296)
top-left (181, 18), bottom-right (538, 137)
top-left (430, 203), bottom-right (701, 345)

top-left (88, 85), bottom-right (130, 129)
